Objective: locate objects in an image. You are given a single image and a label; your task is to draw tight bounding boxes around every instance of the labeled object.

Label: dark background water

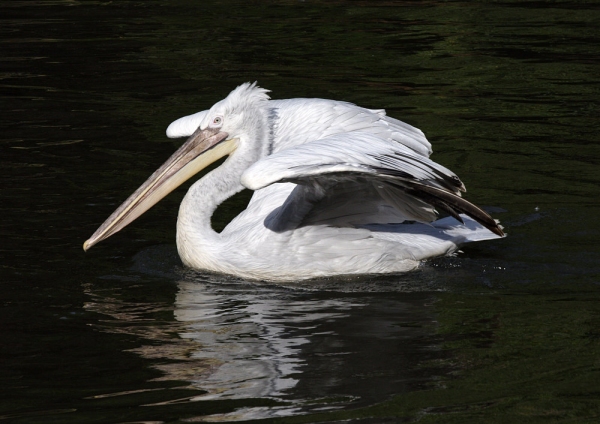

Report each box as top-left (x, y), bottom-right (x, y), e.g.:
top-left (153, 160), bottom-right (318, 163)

top-left (2, 0), bottom-right (600, 423)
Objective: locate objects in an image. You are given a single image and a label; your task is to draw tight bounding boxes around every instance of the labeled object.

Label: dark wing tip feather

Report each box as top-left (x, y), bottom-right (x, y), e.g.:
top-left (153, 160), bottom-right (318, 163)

top-left (394, 181), bottom-right (505, 237)
top-left (373, 152), bottom-right (466, 194)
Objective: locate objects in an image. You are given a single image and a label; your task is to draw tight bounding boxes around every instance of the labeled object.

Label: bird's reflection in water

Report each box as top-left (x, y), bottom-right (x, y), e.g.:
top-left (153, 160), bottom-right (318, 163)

top-left (174, 280), bottom-right (362, 401)
top-left (85, 260), bottom-right (446, 421)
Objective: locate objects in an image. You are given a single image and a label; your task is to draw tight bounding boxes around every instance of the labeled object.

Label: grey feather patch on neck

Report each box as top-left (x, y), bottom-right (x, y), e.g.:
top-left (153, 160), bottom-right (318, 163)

top-left (267, 107), bottom-right (279, 156)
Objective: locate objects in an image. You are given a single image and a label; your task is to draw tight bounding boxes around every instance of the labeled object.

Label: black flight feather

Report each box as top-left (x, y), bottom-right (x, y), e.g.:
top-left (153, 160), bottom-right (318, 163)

top-left (387, 180), bottom-right (504, 237)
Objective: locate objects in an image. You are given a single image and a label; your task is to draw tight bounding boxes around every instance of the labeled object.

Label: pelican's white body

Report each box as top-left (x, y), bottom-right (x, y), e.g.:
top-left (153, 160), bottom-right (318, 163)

top-left (166, 88), bottom-right (501, 281)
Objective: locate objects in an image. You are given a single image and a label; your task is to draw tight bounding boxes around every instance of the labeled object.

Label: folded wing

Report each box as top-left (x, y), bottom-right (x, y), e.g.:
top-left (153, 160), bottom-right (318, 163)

top-left (241, 132), bottom-right (504, 237)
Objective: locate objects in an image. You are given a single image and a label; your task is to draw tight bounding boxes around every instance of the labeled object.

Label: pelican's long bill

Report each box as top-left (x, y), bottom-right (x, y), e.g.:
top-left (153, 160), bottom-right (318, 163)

top-left (83, 127), bottom-right (237, 251)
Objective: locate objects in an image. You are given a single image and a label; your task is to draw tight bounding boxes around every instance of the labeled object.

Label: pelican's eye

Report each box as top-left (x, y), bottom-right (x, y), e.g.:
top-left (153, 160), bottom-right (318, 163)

top-left (210, 116), bottom-right (223, 128)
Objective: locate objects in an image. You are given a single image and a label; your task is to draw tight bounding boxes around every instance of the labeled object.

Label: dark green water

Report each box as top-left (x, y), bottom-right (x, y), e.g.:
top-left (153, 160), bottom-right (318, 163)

top-left (2, 0), bottom-right (600, 422)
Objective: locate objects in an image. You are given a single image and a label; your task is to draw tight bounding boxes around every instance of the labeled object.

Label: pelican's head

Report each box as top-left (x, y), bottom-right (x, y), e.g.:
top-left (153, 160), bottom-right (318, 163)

top-left (83, 82), bottom-right (270, 251)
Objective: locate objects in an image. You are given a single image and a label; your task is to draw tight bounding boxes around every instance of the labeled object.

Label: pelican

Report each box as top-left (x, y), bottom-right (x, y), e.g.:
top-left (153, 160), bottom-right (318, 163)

top-left (84, 83), bottom-right (504, 281)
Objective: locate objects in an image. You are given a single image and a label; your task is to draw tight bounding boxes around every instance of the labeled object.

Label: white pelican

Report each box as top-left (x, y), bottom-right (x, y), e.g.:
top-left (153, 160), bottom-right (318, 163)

top-left (84, 82), bottom-right (504, 281)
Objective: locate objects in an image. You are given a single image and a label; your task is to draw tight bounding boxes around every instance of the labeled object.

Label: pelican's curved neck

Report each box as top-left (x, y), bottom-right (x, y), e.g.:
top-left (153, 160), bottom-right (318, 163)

top-left (176, 157), bottom-right (243, 269)
top-left (175, 106), bottom-right (275, 271)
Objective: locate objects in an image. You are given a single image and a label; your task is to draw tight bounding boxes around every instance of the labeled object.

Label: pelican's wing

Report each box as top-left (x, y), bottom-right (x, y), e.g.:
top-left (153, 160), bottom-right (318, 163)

top-left (241, 132), bottom-right (503, 237)
top-left (271, 98), bottom-right (433, 157)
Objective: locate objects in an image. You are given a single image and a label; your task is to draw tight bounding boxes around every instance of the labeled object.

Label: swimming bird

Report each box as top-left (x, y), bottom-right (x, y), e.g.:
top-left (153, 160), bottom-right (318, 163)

top-left (84, 82), bottom-right (504, 281)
